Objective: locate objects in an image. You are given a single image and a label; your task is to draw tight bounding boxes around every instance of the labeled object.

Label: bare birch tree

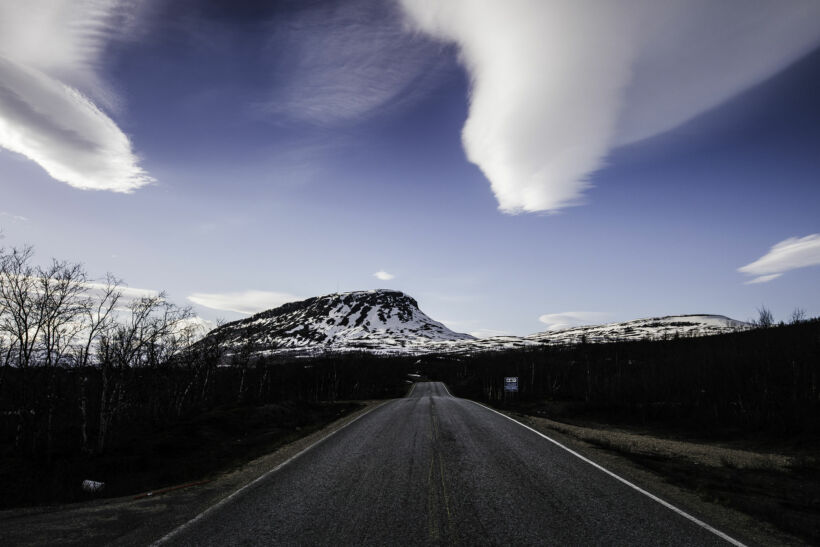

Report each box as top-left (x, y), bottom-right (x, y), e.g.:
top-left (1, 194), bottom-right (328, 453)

top-left (95, 292), bottom-right (194, 453)
top-left (0, 246), bottom-right (42, 368)
top-left (77, 273), bottom-right (123, 368)
top-left (37, 259), bottom-right (88, 367)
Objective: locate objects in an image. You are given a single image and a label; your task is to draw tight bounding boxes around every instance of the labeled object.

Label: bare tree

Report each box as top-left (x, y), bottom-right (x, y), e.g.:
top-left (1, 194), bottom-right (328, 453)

top-left (34, 259), bottom-right (88, 457)
top-left (95, 291), bottom-right (194, 453)
top-left (37, 259), bottom-right (88, 367)
top-left (0, 248), bottom-right (91, 456)
top-left (103, 292), bottom-right (193, 369)
top-left (0, 247), bottom-right (97, 367)
top-left (77, 273), bottom-right (123, 368)
top-left (173, 318), bottom-right (222, 416)
top-left (76, 273), bottom-right (123, 452)
top-left (755, 305), bottom-right (774, 328)
top-left (0, 246), bottom-right (43, 368)
top-left (790, 307), bottom-right (806, 325)
top-left (0, 244), bottom-right (203, 454)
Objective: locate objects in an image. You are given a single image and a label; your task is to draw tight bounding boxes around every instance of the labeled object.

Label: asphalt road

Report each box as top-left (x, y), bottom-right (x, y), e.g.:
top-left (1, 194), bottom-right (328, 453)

top-left (160, 382), bottom-right (741, 546)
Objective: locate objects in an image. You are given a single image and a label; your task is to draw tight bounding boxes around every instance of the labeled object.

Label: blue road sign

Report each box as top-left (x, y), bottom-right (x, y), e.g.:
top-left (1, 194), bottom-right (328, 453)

top-left (504, 377), bottom-right (519, 392)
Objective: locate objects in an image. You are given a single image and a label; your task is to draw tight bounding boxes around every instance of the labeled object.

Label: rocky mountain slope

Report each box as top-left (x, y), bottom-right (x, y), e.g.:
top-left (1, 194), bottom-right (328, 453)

top-left (202, 290), bottom-right (749, 357)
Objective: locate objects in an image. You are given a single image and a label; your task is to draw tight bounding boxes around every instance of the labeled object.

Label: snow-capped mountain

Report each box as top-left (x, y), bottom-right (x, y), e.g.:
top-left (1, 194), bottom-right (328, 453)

top-left (202, 290), bottom-right (749, 357)
top-left (207, 289), bottom-right (474, 353)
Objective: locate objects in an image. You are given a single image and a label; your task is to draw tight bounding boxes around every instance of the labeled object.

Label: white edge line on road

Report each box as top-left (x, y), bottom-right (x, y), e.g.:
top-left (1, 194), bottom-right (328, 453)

top-left (151, 402), bottom-right (386, 545)
top-left (468, 399), bottom-right (747, 547)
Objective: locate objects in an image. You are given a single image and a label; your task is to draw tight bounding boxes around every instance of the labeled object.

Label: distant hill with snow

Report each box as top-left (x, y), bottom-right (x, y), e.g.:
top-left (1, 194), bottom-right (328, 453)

top-left (200, 290), bottom-right (750, 358)
top-left (528, 315), bottom-right (748, 345)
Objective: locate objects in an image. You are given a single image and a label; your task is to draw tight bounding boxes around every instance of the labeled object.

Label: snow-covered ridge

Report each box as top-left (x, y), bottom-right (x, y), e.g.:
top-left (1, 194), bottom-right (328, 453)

top-left (407, 315), bottom-right (749, 355)
top-left (202, 290), bottom-right (750, 357)
top-left (527, 314), bottom-right (748, 345)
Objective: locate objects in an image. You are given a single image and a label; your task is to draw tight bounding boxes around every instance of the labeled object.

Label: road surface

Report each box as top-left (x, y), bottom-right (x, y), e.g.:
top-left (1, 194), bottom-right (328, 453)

top-left (160, 382), bottom-right (741, 546)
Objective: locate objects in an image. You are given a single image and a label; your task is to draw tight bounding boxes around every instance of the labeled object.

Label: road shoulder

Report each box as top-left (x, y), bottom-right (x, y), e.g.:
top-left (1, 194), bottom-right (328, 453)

top-left (497, 409), bottom-right (807, 546)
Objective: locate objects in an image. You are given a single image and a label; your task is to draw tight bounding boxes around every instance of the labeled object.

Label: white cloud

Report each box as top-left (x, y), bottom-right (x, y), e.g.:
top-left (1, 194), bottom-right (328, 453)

top-left (469, 328), bottom-right (513, 339)
top-left (399, 0), bottom-right (820, 213)
top-left (744, 274), bottom-right (782, 285)
top-left (262, 0), bottom-right (449, 125)
top-left (0, 1), bottom-right (153, 192)
top-left (84, 281), bottom-right (160, 302)
top-left (374, 270), bottom-right (395, 281)
top-left (187, 291), bottom-right (300, 315)
top-left (538, 311), bottom-right (610, 331)
top-left (738, 234), bottom-right (820, 284)
top-left (0, 211), bottom-right (28, 222)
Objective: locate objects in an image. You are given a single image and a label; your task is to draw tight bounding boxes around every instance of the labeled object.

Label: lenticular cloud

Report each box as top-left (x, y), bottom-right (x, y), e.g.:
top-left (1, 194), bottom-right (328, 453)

top-left (0, 57), bottom-right (153, 192)
top-left (738, 234), bottom-right (820, 284)
top-left (0, 1), bottom-right (152, 192)
top-left (399, 0), bottom-right (820, 214)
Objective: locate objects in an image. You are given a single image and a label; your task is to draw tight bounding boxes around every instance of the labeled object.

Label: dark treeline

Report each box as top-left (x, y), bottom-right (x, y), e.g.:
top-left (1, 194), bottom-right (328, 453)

top-left (0, 353), bottom-right (412, 462)
top-left (419, 319), bottom-right (820, 437)
top-left (0, 352), bottom-right (413, 506)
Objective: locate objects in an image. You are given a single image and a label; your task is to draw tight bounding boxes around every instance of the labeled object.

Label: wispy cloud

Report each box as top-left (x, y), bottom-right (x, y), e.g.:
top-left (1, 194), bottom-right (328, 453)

top-left (739, 234), bottom-right (820, 284)
top-left (373, 270), bottom-right (395, 281)
top-left (0, 1), bottom-right (151, 106)
top-left (8, 276), bottom-right (166, 312)
top-left (744, 274), bottom-right (782, 285)
top-left (187, 291), bottom-right (300, 315)
top-left (84, 281), bottom-right (160, 303)
top-left (538, 311), bottom-right (610, 331)
top-left (0, 211), bottom-right (28, 222)
top-left (399, 0), bottom-right (820, 213)
top-left (261, 0), bottom-right (450, 125)
top-left (0, 1), bottom-right (153, 192)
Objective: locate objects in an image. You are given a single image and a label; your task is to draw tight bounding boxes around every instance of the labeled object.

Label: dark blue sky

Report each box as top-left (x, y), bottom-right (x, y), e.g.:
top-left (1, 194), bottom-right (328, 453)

top-left (1, 0), bottom-right (818, 334)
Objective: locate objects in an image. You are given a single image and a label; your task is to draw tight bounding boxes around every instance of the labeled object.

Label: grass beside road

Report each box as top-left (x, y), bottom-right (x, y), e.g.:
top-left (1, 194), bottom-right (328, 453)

top-left (0, 400), bottom-right (363, 509)
top-left (500, 403), bottom-right (820, 545)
